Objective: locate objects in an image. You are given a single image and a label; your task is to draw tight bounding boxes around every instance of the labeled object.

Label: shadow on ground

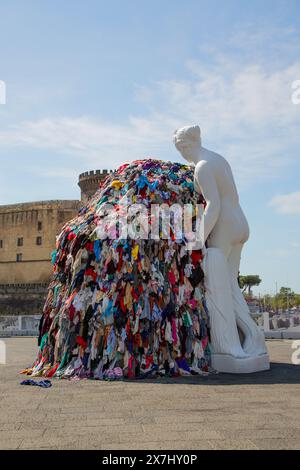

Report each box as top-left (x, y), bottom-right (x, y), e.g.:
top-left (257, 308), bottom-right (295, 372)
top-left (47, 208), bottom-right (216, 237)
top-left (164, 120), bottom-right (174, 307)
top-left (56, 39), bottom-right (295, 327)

top-left (126, 362), bottom-right (300, 386)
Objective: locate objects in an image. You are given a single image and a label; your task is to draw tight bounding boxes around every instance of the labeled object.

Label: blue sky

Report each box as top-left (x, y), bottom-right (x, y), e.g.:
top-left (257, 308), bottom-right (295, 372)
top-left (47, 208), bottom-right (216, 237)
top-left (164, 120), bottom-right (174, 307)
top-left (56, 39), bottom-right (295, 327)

top-left (0, 0), bottom-right (299, 294)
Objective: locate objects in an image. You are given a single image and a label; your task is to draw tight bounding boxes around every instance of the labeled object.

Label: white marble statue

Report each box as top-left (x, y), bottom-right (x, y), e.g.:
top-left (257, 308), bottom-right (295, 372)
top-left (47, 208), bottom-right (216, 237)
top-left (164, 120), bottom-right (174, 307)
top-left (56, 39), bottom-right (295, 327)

top-left (174, 125), bottom-right (270, 373)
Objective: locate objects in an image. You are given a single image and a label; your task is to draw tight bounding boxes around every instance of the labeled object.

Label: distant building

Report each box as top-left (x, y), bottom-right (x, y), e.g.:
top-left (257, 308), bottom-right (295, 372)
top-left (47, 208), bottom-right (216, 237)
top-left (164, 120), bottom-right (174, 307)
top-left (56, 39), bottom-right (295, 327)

top-left (0, 200), bottom-right (80, 284)
top-left (0, 169), bottom-right (113, 314)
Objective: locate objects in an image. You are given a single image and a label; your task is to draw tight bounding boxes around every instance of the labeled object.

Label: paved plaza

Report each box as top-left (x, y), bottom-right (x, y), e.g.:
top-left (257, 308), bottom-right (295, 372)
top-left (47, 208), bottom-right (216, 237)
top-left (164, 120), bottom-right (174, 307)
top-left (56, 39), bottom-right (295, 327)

top-left (0, 337), bottom-right (300, 450)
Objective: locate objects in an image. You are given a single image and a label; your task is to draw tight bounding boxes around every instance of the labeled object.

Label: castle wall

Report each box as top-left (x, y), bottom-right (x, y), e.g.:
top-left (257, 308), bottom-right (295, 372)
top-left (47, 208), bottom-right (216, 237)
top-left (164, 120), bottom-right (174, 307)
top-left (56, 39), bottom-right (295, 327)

top-left (0, 200), bottom-right (80, 284)
top-left (0, 169), bottom-right (112, 315)
top-left (0, 283), bottom-right (48, 315)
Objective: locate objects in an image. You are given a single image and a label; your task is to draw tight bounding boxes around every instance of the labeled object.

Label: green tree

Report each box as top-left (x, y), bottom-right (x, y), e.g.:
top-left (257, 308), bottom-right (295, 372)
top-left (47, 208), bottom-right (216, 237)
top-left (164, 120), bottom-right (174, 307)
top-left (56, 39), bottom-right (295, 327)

top-left (261, 294), bottom-right (273, 310)
top-left (260, 287), bottom-right (300, 311)
top-left (294, 294), bottom-right (300, 308)
top-left (239, 275), bottom-right (262, 296)
top-left (276, 287), bottom-right (295, 310)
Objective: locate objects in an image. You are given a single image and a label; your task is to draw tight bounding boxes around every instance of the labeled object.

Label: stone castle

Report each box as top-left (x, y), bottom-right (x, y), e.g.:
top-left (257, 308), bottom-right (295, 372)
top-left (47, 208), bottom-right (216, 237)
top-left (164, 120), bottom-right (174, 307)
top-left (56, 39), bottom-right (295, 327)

top-left (0, 169), bottom-right (114, 315)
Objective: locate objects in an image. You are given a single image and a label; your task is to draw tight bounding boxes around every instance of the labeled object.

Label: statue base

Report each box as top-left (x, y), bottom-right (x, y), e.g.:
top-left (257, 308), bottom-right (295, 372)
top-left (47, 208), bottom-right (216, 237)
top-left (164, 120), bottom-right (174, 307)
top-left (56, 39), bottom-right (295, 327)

top-left (211, 353), bottom-right (270, 374)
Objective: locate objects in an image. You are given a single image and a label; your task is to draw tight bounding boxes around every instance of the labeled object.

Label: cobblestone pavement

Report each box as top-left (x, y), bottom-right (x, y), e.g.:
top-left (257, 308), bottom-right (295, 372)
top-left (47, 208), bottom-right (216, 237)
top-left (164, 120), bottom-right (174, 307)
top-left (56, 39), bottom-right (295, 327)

top-left (0, 337), bottom-right (299, 450)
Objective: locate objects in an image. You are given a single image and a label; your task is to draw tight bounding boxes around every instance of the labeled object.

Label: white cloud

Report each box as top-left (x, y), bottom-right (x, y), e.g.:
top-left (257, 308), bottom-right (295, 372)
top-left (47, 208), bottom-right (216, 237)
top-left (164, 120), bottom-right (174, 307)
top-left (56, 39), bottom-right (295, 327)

top-left (269, 191), bottom-right (300, 215)
top-left (0, 115), bottom-right (174, 170)
top-left (228, 24), bottom-right (299, 55)
top-left (0, 26), bottom-right (299, 188)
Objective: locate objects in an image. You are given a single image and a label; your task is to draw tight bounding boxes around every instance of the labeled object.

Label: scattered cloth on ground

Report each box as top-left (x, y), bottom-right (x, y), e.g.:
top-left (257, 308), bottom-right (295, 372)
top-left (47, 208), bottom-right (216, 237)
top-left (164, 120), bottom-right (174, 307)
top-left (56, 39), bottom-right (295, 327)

top-left (20, 379), bottom-right (52, 388)
top-left (21, 159), bottom-right (212, 381)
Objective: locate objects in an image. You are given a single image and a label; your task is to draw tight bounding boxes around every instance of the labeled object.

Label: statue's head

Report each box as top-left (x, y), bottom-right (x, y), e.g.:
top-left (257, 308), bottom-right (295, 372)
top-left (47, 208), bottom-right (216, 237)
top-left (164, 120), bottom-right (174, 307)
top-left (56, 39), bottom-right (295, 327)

top-left (173, 125), bottom-right (201, 163)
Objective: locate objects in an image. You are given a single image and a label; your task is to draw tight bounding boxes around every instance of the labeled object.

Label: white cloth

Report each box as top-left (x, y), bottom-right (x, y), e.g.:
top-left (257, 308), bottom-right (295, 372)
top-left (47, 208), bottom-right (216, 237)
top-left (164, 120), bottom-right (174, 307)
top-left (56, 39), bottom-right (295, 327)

top-left (203, 248), bottom-right (248, 358)
top-left (231, 276), bottom-right (267, 356)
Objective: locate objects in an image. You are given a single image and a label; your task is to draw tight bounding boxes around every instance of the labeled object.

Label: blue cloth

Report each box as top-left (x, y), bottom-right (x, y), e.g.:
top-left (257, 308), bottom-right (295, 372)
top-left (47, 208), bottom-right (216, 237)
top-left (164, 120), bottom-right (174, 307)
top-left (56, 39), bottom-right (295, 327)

top-left (51, 250), bottom-right (57, 265)
top-left (20, 379), bottom-right (52, 388)
top-left (94, 239), bottom-right (101, 262)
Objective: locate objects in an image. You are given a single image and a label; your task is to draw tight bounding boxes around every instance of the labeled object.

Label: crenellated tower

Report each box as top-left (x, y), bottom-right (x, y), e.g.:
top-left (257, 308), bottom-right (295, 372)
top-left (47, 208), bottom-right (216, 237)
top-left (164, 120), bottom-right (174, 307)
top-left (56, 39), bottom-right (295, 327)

top-left (78, 169), bottom-right (114, 203)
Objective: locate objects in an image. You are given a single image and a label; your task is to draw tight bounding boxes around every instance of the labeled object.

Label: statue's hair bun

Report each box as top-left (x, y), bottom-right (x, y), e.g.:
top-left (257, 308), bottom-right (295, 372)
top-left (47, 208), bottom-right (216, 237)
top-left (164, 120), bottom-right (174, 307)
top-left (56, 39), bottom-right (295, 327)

top-left (173, 125), bottom-right (201, 145)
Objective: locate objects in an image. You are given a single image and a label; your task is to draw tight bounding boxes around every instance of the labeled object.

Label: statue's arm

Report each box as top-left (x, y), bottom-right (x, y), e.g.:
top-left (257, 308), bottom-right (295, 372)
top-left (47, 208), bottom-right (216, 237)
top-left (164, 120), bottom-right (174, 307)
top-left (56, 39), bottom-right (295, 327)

top-left (194, 161), bottom-right (221, 246)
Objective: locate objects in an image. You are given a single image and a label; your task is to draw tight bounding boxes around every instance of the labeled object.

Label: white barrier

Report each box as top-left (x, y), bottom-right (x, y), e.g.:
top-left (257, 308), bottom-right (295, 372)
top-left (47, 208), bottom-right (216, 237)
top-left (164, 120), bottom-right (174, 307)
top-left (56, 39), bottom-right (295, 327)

top-left (256, 311), bottom-right (300, 339)
top-left (0, 315), bottom-right (41, 337)
top-left (1, 312), bottom-right (299, 338)
top-left (0, 340), bottom-right (6, 363)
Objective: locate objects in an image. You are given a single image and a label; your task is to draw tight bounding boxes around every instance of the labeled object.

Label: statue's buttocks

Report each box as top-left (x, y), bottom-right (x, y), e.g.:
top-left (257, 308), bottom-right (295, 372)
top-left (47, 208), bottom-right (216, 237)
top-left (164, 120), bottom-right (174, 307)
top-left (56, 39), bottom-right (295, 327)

top-left (209, 203), bottom-right (250, 252)
top-left (194, 149), bottom-right (249, 253)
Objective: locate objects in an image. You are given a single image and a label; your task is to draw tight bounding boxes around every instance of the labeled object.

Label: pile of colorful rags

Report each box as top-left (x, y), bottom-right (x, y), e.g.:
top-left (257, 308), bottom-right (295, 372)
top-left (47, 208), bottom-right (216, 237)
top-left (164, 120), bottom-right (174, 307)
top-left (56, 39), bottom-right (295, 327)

top-left (21, 159), bottom-right (212, 381)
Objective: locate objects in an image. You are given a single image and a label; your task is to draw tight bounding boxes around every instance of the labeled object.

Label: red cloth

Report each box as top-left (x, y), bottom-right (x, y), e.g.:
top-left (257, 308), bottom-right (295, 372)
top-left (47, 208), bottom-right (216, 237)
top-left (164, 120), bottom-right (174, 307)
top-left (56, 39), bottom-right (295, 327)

top-left (191, 250), bottom-right (203, 266)
top-left (76, 336), bottom-right (87, 349)
top-left (120, 296), bottom-right (126, 313)
top-left (117, 248), bottom-right (123, 272)
top-left (69, 304), bottom-right (75, 321)
top-left (85, 268), bottom-right (97, 281)
top-left (67, 232), bottom-right (76, 240)
top-left (86, 242), bottom-right (94, 252)
top-left (168, 271), bottom-right (176, 285)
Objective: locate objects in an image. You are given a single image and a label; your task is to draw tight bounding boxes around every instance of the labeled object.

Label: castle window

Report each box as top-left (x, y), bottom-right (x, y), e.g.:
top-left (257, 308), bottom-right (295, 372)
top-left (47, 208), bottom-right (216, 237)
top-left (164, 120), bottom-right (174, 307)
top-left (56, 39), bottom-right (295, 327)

top-left (16, 253), bottom-right (22, 262)
top-left (0, 240), bottom-right (3, 248)
top-left (36, 236), bottom-right (42, 246)
top-left (17, 237), bottom-right (23, 247)
top-left (38, 221), bottom-right (42, 231)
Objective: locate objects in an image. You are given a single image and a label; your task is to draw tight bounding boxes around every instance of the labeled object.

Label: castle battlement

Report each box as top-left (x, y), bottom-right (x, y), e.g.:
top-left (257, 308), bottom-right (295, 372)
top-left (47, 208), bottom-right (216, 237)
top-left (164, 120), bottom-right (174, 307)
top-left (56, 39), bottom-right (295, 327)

top-left (78, 169), bottom-right (114, 180)
top-left (78, 169), bottom-right (115, 203)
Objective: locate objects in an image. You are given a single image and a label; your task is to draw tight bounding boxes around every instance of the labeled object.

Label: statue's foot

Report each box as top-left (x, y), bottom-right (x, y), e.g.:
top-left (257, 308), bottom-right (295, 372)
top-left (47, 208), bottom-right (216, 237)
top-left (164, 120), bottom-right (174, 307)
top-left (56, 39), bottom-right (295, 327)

top-left (234, 349), bottom-right (251, 359)
top-left (217, 346), bottom-right (250, 359)
top-left (243, 339), bottom-right (268, 357)
top-left (241, 327), bottom-right (268, 356)
top-left (211, 338), bottom-right (251, 359)
top-left (211, 352), bottom-right (270, 374)
top-left (235, 313), bottom-right (268, 356)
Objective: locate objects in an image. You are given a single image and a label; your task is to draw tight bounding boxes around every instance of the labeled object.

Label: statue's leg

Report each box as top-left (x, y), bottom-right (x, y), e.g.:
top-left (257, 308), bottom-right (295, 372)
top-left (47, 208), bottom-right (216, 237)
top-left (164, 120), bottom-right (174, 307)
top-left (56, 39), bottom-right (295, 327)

top-left (203, 247), bottom-right (248, 358)
top-left (228, 244), bottom-right (267, 356)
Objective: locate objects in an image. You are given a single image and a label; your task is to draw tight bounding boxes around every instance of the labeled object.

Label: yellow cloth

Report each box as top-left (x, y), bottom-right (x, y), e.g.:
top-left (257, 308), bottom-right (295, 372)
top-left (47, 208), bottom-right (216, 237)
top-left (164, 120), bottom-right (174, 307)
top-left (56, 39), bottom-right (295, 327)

top-left (111, 180), bottom-right (124, 190)
top-left (125, 282), bottom-right (132, 310)
top-left (132, 244), bottom-right (139, 260)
